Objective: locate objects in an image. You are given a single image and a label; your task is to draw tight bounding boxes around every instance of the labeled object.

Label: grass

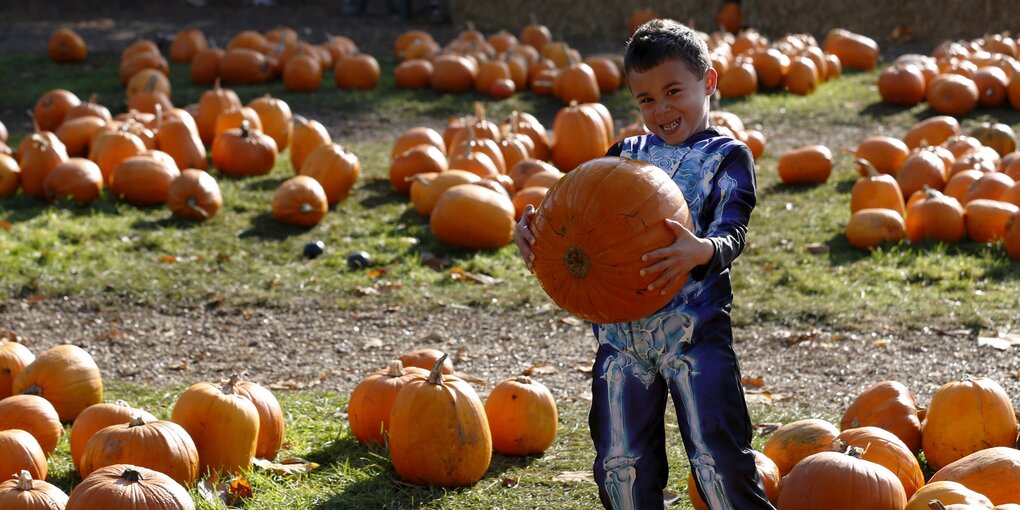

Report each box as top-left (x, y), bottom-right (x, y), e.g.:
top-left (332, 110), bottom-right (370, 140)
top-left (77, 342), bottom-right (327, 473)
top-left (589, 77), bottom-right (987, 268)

top-left (43, 381), bottom-right (832, 509)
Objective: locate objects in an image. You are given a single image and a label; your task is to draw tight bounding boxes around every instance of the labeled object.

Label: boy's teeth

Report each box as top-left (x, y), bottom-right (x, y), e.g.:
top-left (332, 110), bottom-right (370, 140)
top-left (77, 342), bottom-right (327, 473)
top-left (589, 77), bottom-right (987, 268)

top-left (662, 119), bottom-right (680, 130)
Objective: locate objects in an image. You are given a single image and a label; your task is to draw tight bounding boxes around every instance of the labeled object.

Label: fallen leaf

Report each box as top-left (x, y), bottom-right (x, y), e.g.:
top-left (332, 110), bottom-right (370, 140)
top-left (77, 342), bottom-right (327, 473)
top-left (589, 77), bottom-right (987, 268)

top-left (421, 252), bottom-right (452, 270)
top-left (978, 336), bottom-right (1016, 350)
top-left (159, 255), bottom-right (179, 263)
top-left (501, 477), bottom-right (519, 488)
top-left (741, 376), bottom-right (765, 388)
top-left (362, 337), bottom-right (384, 350)
top-left (753, 422), bottom-right (782, 436)
top-left (197, 480), bottom-right (230, 506)
top-left (252, 457), bottom-right (320, 476)
top-left (449, 267), bottom-right (502, 285)
top-left (805, 243), bottom-right (830, 254)
top-left (367, 268), bottom-right (387, 278)
top-left (267, 378), bottom-right (322, 390)
top-left (573, 361), bottom-right (594, 377)
top-left (0, 219), bottom-right (11, 230)
top-left (25, 295), bottom-right (45, 305)
top-left (523, 363), bottom-right (557, 376)
top-left (318, 369), bottom-right (334, 382)
top-left (663, 490), bottom-right (681, 505)
top-left (356, 286), bottom-right (380, 296)
top-left (558, 316), bottom-right (583, 326)
top-left (453, 372), bottom-right (487, 386)
top-left (872, 338), bottom-right (890, 347)
top-left (455, 345), bottom-right (472, 362)
top-left (552, 471), bottom-right (595, 483)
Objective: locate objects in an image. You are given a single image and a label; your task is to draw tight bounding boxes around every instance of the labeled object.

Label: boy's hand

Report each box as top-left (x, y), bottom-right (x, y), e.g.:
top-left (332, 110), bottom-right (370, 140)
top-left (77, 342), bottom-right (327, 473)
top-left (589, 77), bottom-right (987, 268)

top-left (639, 219), bottom-right (714, 294)
top-left (514, 204), bottom-right (537, 273)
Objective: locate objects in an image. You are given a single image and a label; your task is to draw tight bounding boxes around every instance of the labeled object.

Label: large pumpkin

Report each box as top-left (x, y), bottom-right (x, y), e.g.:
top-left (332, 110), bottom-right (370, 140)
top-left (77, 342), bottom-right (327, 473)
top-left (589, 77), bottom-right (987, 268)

top-left (762, 418), bottom-right (840, 477)
top-left (0, 430), bottom-right (48, 482)
top-left (776, 448), bottom-right (906, 510)
top-left (388, 355), bottom-right (491, 487)
top-left (928, 447), bottom-right (1020, 505)
top-left (232, 380), bottom-right (286, 461)
top-left (12, 344), bottom-right (102, 422)
top-left (0, 340), bottom-right (35, 399)
top-left (0, 394), bottom-right (63, 456)
top-left (170, 375), bottom-right (260, 476)
top-left (836, 426), bottom-right (924, 498)
top-left (347, 360), bottom-right (429, 444)
top-left (965, 199), bottom-right (1019, 243)
top-left (904, 481), bottom-right (993, 510)
top-left (840, 380), bottom-right (921, 452)
top-left (429, 184), bottom-right (516, 249)
top-left (530, 157), bottom-right (693, 324)
top-left (922, 377), bottom-right (1018, 470)
top-left (80, 416), bottom-right (200, 485)
top-left (905, 189), bottom-right (965, 243)
top-left (109, 152), bottom-right (181, 206)
top-left (485, 376), bottom-right (558, 456)
top-left (65, 464), bottom-right (195, 510)
top-left (69, 401), bottom-right (157, 470)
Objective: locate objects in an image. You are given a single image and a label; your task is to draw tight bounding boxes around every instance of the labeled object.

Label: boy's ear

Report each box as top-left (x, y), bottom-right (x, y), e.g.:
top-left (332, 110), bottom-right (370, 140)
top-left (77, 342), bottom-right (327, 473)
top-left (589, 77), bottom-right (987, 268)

top-left (704, 68), bottom-right (718, 96)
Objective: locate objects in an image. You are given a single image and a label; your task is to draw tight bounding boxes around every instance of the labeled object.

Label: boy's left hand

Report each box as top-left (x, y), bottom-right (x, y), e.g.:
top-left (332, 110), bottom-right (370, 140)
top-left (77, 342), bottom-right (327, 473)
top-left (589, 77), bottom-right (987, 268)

top-left (640, 219), bottom-right (714, 294)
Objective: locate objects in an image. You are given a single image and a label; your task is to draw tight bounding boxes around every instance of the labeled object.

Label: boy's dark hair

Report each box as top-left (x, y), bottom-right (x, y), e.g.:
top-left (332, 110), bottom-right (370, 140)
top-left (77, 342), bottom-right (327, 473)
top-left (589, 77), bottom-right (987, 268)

top-left (624, 19), bottom-right (711, 80)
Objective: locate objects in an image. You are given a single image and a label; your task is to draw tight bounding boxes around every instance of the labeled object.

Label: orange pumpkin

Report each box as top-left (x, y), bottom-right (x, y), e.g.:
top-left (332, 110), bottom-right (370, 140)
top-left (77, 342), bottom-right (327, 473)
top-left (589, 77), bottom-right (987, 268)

top-left (840, 380), bottom-right (921, 452)
top-left (750, 49), bottom-right (790, 90)
top-left (170, 376), bottom-right (260, 476)
top-left (430, 184), bottom-right (516, 249)
top-left (823, 29), bottom-right (879, 70)
top-left (430, 54), bottom-right (478, 93)
top-left (851, 159), bottom-right (907, 216)
top-left (348, 360), bottom-right (429, 444)
top-left (520, 23), bottom-right (552, 50)
top-left (247, 95), bottom-right (292, 152)
top-left (411, 170), bottom-right (482, 216)
top-left (779, 144), bottom-right (832, 184)
top-left (390, 145), bottom-right (447, 193)
top-left (284, 51), bottom-right (322, 92)
top-left (485, 376), bottom-right (558, 456)
top-left (512, 186), bottom-right (548, 220)
top-left (56, 116), bottom-right (107, 157)
top-left (475, 59), bottom-right (512, 94)
top-left (195, 80), bottom-right (242, 145)
top-left (0, 430), bottom-right (48, 482)
top-left (973, 66), bottom-right (1009, 107)
top-left (530, 157), bottom-right (693, 323)
top-left (399, 348), bottom-right (455, 374)
top-left (219, 48), bottom-right (274, 85)
top-left (388, 355), bottom-right (491, 487)
top-left (0, 340), bottom-right (34, 399)
top-left (897, 148), bottom-right (948, 198)
top-left (69, 401), bottom-right (157, 470)
top-left (856, 136), bottom-right (910, 176)
top-left (64, 94), bottom-right (112, 124)
top-left (334, 53), bottom-right (381, 90)
top-left (846, 209), bottom-right (907, 250)
top-left (904, 116), bottom-right (961, 149)
top-left (904, 481), bottom-right (993, 510)
top-left (290, 115), bottom-right (331, 173)
top-left (168, 169), bottom-right (222, 221)
top-left (922, 377), bottom-right (1018, 471)
top-left (13, 344), bottom-right (102, 422)
top-left (110, 152), bottom-right (181, 206)
top-left (394, 59), bottom-right (434, 89)
top-left (783, 56), bottom-right (819, 95)
top-left (42, 157), bottom-right (103, 205)
top-left (776, 448), bottom-right (906, 509)
top-left (944, 169), bottom-right (984, 204)
top-left (80, 416), bottom-right (200, 485)
top-left (905, 189), bottom-right (965, 243)
top-left (965, 199), bottom-right (1019, 242)
top-left (156, 118), bottom-right (207, 171)
top-left (190, 47), bottom-right (224, 85)
top-left (717, 57), bottom-right (758, 98)
top-left (213, 106), bottom-right (263, 139)
top-left (48, 27), bottom-right (87, 63)
top-left (169, 28), bottom-right (207, 63)
top-left (689, 450), bottom-right (779, 509)
top-left (550, 102), bottom-right (609, 172)
top-left (0, 394), bottom-right (63, 456)
top-left (0, 153), bottom-right (18, 198)
top-left (878, 64), bottom-right (926, 106)
top-left (392, 126), bottom-right (446, 158)
top-left (65, 464), bottom-right (195, 510)
top-left (927, 74), bottom-right (980, 116)
top-left (230, 380), bottom-right (285, 461)
top-left (299, 143), bottom-right (360, 205)
top-left (929, 447), bottom-right (1020, 505)
top-left (211, 121), bottom-right (278, 177)
top-left (89, 127), bottom-right (146, 185)
top-left (19, 134), bottom-right (69, 199)
top-left (271, 175), bottom-right (328, 227)
top-left (762, 418), bottom-right (840, 476)
top-left (836, 426), bottom-right (924, 498)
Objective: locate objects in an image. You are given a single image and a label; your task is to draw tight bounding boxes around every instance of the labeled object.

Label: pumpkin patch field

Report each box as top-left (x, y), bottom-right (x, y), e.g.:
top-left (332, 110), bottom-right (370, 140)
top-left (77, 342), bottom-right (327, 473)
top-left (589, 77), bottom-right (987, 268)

top-left (1, 2), bottom-right (1020, 509)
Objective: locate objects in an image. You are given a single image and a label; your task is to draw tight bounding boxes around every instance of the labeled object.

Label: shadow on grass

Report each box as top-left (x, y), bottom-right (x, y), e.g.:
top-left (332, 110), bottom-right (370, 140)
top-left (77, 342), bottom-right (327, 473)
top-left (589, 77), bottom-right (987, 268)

top-left (760, 180), bottom-right (826, 195)
top-left (238, 211), bottom-right (315, 240)
top-left (305, 435), bottom-right (542, 510)
top-left (244, 175), bottom-right (290, 192)
top-left (358, 177), bottom-right (402, 209)
top-left (131, 215), bottom-right (210, 231)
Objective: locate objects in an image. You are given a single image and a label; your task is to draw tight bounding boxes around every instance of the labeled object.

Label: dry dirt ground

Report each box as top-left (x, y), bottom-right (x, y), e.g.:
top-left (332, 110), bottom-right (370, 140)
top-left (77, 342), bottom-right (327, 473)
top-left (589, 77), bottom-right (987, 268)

top-left (1, 1), bottom-right (1018, 414)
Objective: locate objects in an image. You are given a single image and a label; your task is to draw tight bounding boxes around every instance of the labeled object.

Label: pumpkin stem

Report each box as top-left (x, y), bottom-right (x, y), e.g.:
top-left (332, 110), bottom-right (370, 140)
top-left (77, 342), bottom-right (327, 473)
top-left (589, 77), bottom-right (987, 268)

top-left (473, 101), bottom-right (486, 124)
top-left (128, 413), bottom-right (148, 427)
top-left (855, 158), bottom-right (880, 177)
top-left (15, 470), bottom-right (33, 491)
top-left (928, 501), bottom-right (947, 510)
top-left (21, 384), bottom-right (42, 396)
top-left (220, 374), bottom-right (240, 395)
top-left (563, 245), bottom-right (591, 279)
top-left (240, 120), bottom-right (250, 138)
top-left (427, 353), bottom-right (448, 385)
top-left (27, 110), bottom-right (40, 134)
top-left (214, 77), bottom-right (222, 91)
top-left (386, 359), bottom-right (406, 377)
top-left (842, 444), bottom-right (865, 459)
top-left (155, 103), bottom-right (163, 131)
top-left (186, 197), bottom-right (210, 219)
top-left (300, 203), bottom-right (314, 214)
top-left (121, 468), bottom-right (144, 482)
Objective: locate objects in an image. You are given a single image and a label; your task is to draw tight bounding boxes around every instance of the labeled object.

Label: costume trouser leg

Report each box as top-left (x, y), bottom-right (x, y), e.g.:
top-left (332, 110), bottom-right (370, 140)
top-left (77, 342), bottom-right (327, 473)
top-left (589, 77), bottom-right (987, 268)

top-left (590, 312), bottom-right (775, 510)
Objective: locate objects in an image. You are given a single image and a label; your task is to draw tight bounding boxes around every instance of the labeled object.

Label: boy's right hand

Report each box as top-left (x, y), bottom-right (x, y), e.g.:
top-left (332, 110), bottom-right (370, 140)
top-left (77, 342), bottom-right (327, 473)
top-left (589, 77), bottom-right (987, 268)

top-left (514, 204), bottom-right (537, 273)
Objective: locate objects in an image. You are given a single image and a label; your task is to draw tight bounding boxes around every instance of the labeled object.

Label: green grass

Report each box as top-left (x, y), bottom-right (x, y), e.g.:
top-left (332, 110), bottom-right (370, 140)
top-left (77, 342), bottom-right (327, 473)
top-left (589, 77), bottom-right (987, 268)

top-left (43, 382), bottom-right (828, 509)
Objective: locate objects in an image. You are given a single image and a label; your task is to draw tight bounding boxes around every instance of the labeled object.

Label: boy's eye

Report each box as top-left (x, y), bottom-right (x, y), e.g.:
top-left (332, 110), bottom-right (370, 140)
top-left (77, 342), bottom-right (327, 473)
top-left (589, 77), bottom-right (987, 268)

top-left (667, 88), bottom-right (682, 96)
top-left (639, 97), bottom-right (654, 104)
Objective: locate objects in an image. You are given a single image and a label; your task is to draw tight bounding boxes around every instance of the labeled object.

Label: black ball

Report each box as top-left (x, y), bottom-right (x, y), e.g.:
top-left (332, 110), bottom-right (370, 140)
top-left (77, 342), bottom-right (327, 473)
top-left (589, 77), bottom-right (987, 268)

top-left (346, 250), bottom-right (371, 269)
top-left (303, 240), bottom-right (326, 259)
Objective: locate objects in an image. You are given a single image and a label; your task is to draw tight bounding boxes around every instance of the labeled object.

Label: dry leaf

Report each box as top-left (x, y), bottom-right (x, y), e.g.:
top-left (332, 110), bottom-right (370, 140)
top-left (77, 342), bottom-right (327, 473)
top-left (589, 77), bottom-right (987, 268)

top-left (455, 346), bottom-right (472, 362)
top-left (0, 219), bottom-right (11, 230)
top-left (252, 457), bottom-right (320, 476)
top-left (197, 479), bottom-right (230, 506)
top-left (558, 316), bottom-right (584, 326)
top-left (159, 255), bottom-right (179, 263)
top-left (501, 477), bottom-right (519, 488)
top-left (872, 338), bottom-right (890, 347)
top-left (753, 422), bottom-right (782, 436)
top-left (267, 378), bottom-right (322, 390)
top-left (552, 471), bottom-right (595, 483)
top-left (741, 376), bottom-right (765, 388)
top-left (228, 476), bottom-right (253, 500)
top-left (805, 243), bottom-right (830, 254)
top-left (318, 369), bottom-right (334, 382)
top-left (449, 267), bottom-right (502, 285)
top-left (523, 363), bottom-right (557, 376)
top-left (362, 338), bottom-right (384, 350)
top-left (573, 361), bottom-right (594, 377)
top-left (663, 490), bottom-right (681, 505)
top-left (421, 252), bottom-right (452, 270)
top-left (367, 268), bottom-right (387, 278)
top-left (356, 286), bottom-right (380, 296)
top-left (977, 336), bottom-right (1016, 350)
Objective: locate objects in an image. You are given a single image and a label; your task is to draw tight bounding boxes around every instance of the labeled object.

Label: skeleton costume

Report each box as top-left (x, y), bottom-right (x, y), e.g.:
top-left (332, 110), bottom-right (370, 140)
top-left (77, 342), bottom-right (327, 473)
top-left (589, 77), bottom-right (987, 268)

top-left (591, 127), bottom-right (774, 510)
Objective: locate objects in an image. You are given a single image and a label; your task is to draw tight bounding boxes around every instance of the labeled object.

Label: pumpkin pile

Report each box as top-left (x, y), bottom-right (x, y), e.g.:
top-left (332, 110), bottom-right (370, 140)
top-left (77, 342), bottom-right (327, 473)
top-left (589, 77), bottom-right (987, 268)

top-left (349, 350), bottom-right (558, 487)
top-left (842, 116), bottom-right (1020, 254)
top-left (0, 335), bottom-right (289, 508)
top-left (877, 32), bottom-right (1020, 115)
top-left (393, 22), bottom-right (624, 103)
top-left (684, 377), bottom-right (1020, 508)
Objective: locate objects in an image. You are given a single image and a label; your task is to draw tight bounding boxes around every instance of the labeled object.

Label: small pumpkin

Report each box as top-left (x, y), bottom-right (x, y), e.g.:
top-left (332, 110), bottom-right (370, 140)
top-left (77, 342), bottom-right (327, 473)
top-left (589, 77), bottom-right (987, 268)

top-left (219, 48), bottom-right (274, 85)
top-left (348, 360), bottom-right (430, 444)
top-left (272, 175), bottom-right (328, 227)
top-left (897, 147), bottom-right (948, 198)
top-left (290, 115), bottom-right (331, 173)
top-left (109, 152), bottom-right (181, 206)
top-left (299, 143), bottom-right (360, 205)
top-left (211, 121), bottom-right (278, 177)
top-left (284, 50), bottom-right (322, 92)
top-left (167, 169), bottom-right (222, 221)
top-left (927, 74), bottom-right (980, 117)
top-left (878, 64), bottom-right (927, 106)
top-left (430, 54), bottom-right (478, 93)
top-left (43, 157), bottom-right (104, 205)
top-left (840, 380), bottom-right (921, 452)
top-left (973, 66), bottom-right (1009, 107)
top-left (823, 28), bottom-right (879, 70)
top-left (213, 106), bottom-right (263, 139)
top-left (232, 380), bottom-right (286, 461)
top-left (247, 95), bottom-right (293, 151)
top-left (851, 159), bottom-right (907, 216)
top-left (170, 375), bottom-right (260, 476)
top-left (13, 344), bottom-right (102, 423)
top-left (190, 47), bottom-right (224, 85)
top-left (89, 127), bottom-right (146, 185)
top-left (65, 464), bottom-right (195, 510)
top-left (394, 59), bottom-right (434, 89)
top-left (550, 101), bottom-right (609, 172)
top-left (904, 116), bottom-right (961, 149)
top-left (56, 116), bottom-right (107, 157)
top-left (48, 27), bottom-right (87, 63)
top-left (80, 415), bottom-right (200, 485)
top-left (388, 355), bottom-right (492, 487)
top-left (19, 134), bottom-right (69, 200)
top-left (965, 199), bottom-right (1019, 242)
top-left (717, 57), bottom-right (758, 98)
top-left (836, 426), bottom-right (924, 498)
top-left (783, 56), bottom-right (819, 95)
top-left (485, 376), bottom-right (558, 456)
top-left (195, 80), bottom-right (242, 145)
top-left (0, 431), bottom-right (48, 482)
top-left (778, 145), bottom-right (832, 184)
top-left (411, 170), bottom-right (482, 216)
top-left (392, 126), bottom-right (446, 159)
top-left (905, 188), bottom-right (965, 243)
top-left (156, 118), bottom-right (207, 171)
top-left (0, 340), bottom-right (34, 399)
top-left (856, 136), bottom-right (910, 176)
top-left (762, 418), bottom-right (840, 477)
top-left (334, 53), bottom-right (381, 90)
top-left (512, 186), bottom-right (548, 220)
top-left (0, 153), bottom-right (20, 198)
top-left (389, 145), bottom-right (447, 193)
top-left (69, 401), bottom-right (157, 471)
top-left (169, 28), bottom-right (207, 63)
top-left (0, 394), bottom-right (63, 456)
top-left (846, 209), bottom-right (907, 250)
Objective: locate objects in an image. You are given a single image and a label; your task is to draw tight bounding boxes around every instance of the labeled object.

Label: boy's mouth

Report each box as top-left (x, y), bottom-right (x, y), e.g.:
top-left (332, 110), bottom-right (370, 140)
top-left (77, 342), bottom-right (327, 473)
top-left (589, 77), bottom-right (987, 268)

top-left (660, 118), bottom-right (681, 132)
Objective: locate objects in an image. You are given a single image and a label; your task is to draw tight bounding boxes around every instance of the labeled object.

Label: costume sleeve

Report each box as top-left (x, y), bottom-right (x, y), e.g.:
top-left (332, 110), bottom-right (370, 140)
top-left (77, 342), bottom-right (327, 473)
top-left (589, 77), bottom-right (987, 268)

top-left (604, 142), bottom-right (623, 157)
top-left (690, 144), bottom-right (756, 280)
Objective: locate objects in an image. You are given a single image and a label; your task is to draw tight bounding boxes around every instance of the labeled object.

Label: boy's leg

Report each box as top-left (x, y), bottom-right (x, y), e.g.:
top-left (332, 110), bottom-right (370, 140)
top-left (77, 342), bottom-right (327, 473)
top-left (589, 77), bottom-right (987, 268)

top-left (590, 341), bottom-right (670, 510)
top-left (661, 314), bottom-right (775, 510)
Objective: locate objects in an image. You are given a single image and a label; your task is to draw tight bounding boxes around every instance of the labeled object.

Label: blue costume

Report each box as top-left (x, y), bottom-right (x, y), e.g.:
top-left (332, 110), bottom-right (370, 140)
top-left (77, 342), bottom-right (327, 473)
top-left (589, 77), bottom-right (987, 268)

top-left (590, 127), bottom-right (774, 509)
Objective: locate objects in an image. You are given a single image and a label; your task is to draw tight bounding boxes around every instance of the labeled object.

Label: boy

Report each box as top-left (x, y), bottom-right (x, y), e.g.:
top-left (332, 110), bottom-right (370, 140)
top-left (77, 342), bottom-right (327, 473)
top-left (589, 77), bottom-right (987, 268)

top-left (514, 19), bottom-right (774, 510)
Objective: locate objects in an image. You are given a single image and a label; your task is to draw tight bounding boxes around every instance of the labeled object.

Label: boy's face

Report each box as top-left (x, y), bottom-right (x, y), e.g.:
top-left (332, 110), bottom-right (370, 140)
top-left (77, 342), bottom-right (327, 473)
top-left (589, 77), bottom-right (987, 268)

top-left (627, 59), bottom-right (717, 146)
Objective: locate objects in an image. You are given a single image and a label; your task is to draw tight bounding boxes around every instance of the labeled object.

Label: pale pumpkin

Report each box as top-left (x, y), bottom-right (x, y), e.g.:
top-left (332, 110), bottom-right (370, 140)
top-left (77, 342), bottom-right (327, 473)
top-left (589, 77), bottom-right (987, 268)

top-left (13, 344), bottom-right (102, 422)
top-left (0, 394), bottom-right (63, 456)
top-left (922, 377), bottom-right (1018, 471)
top-left (170, 375), bottom-right (260, 476)
top-left (69, 401), bottom-right (157, 470)
top-left (0, 431), bottom-right (48, 482)
top-left (485, 376), bottom-right (558, 456)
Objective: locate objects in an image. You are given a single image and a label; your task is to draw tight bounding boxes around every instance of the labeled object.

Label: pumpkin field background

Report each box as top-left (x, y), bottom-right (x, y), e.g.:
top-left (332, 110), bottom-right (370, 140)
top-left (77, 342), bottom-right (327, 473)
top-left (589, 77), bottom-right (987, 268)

top-left (1, 1), bottom-right (1020, 508)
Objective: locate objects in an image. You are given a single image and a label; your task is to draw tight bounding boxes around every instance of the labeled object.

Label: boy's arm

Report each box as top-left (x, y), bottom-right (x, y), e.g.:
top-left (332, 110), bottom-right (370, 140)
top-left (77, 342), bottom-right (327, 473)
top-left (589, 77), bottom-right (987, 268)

top-left (690, 144), bottom-right (756, 280)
